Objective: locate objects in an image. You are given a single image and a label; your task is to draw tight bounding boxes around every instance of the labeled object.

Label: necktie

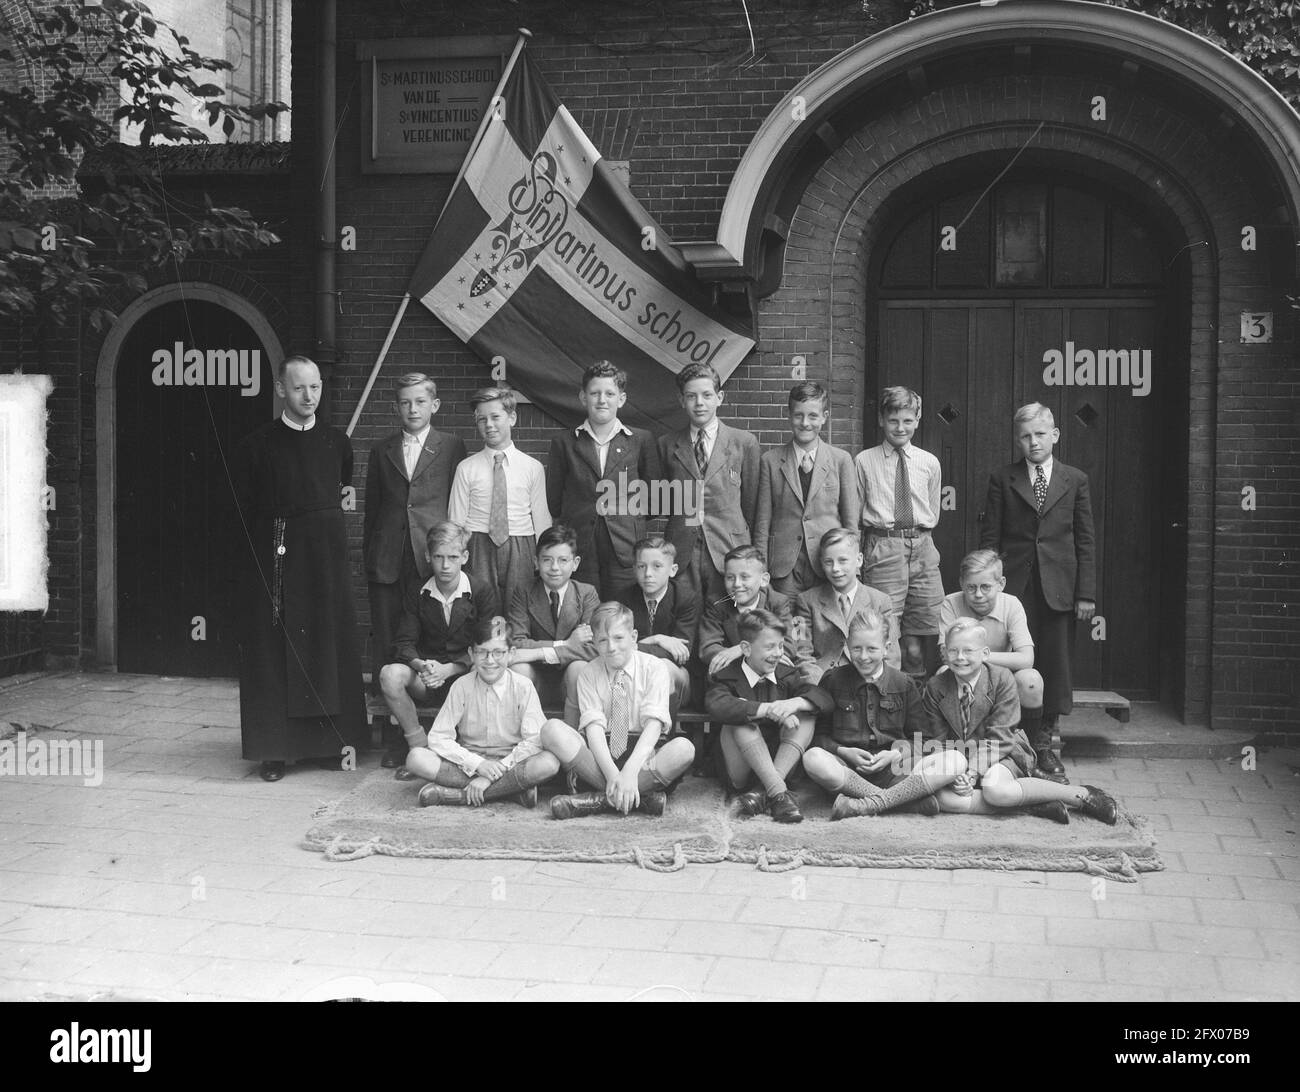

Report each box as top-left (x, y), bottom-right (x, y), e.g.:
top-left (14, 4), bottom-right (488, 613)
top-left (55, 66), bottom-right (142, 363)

top-left (894, 450), bottom-right (914, 529)
top-left (801, 452), bottom-right (814, 474)
top-left (960, 683), bottom-right (973, 733)
top-left (839, 593), bottom-right (853, 626)
top-left (798, 451), bottom-right (814, 504)
top-left (549, 590), bottom-right (561, 630)
top-left (609, 670), bottom-right (631, 759)
top-left (1034, 464), bottom-right (1048, 513)
top-left (694, 431), bottom-right (708, 476)
top-left (489, 452), bottom-right (508, 546)
top-left (646, 597), bottom-right (658, 628)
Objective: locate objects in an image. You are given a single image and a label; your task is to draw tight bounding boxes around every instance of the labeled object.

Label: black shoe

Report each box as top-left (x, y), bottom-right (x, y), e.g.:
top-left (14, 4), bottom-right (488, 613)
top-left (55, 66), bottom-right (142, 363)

top-left (380, 746), bottom-right (407, 769)
top-left (1034, 747), bottom-right (1069, 784)
top-left (259, 761), bottom-right (285, 782)
top-left (735, 789), bottom-right (767, 817)
top-left (768, 790), bottom-right (803, 824)
top-left (638, 790), bottom-right (666, 817)
top-left (393, 766), bottom-right (419, 782)
top-left (892, 795), bottom-right (941, 816)
top-left (1078, 785), bottom-right (1119, 825)
top-left (550, 791), bottom-right (612, 820)
top-left (1025, 800), bottom-right (1070, 824)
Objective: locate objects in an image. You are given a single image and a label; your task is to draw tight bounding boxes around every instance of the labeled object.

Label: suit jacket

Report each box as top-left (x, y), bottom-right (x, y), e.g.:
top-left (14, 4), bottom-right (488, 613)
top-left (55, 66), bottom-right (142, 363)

top-left (658, 421), bottom-right (760, 572)
top-left (697, 587), bottom-right (796, 670)
top-left (922, 663), bottom-right (1033, 777)
top-left (545, 424), bottom-right (662, 570)
top-left (507, 578), bottom-right (600, 665)
top-left (391, 577), bottom-right (499, 665)
top-left (792, 582), bottom-right (901, 675)
top-left (363, 428), bottom-right (467, 584)
top-left (753, 443), bottom-right (861, 578)
top-left (704, 659), bottom-right (833, 726)
top-left (617, 578), bottom-right (697, 660)
top-left (978, 460), bottom-right (1096, 612)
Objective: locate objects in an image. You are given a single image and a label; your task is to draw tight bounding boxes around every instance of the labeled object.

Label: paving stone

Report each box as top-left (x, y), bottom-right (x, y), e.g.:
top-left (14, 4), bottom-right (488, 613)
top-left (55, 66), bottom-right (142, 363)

top-left (1137, 870), bottom-right (1243, 899)
top-left (895, 879), bottom-right (997, 911)
top-left (818, 965), bottom-right (935, 1001)
top-left (1195, 897), bottom-right (1300, 930)
top-left (664, 920), bottom-right (784, 959)
top-left (534, 884), bottom-right (650, 918)
top-left (1180, 852), bottom-right (1281, 879)
top-left (1102, 949), bottom-right (1219, 989)
top-left (70, 949), bottom-right (215, 992)
top-left (840, 904), bottom-right (947, 938)
top-left (1050, 980), bottom-right (1168, 1001)
top-left (563, 914), bottom-right (680, 951)
top-left (993, 940), bottom-right (1102, 981)
top-left (1095, 892), bottom-right (1198, 924)
top-left (703, 956), bottom-right (824, 1000)
top-left (944, 910), bottom-right (1046, 946)
top-left (1152, 923), bottom-right (1266, 960)
top-left (771, 926), bottom-right (885, 968)
top-left (375, 936), bottom-right (504, 976)
top-left (480, 943), bottom-right (607, 985)
top-left (934, 973), bottom-right (1048, 1002)
top-left (1046, 917), bottom-right (1156, 950)
top-left (514, 981), bottom-right (646, 1002)
top-left (462, 907), bottom-right (583, 945)
top-left (880, 935), bottom-right (992, 974)
top-left (996, 886), bottom-right (1100, 919)
top-left (592, 949), bottom-right (715, 990)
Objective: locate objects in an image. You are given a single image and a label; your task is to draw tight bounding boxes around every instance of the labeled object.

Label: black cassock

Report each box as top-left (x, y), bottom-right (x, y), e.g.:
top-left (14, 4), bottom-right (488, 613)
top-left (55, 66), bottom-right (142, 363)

top-left (232, 418), bottom-right (367, 761)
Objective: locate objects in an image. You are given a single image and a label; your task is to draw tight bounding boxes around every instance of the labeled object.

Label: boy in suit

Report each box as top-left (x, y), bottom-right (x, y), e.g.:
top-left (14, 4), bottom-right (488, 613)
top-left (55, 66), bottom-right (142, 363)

top-left (754, 382), bottom-right (860, 594)
top-left (449, 386), bottom-right (551, 622)
top-left (698, 545), bottom-right (796, 678)
top-left (507, 522), bottom-right (600, 727)
top-left (855, 386), bottom-right (943, 679)
top-left (979, 402), bottom-right (1097, 783)
top-left (617, 535), bottom-right (695, 717)
top-left (927, 619), bottom-right (1117, 824)
top-left (378, 521), bottom-right (500, 762)
top-left (545, 361), bottom-right (663, 600)
top-left (803, 611), bottom-right (965, 819)
top-left (793, 527), bottom-right (900, 684)
top-left (939, 548), bottom-right (1045, 755)
top-left (542, 603), bottom-right (697, 819)
top-left (704, 609), bottom-right (833, 823)
top-left (657, 362), bottom-right (761, 604)
top-left (363, 372), bottom-right (467, 766)
top-left (406, 616), bottom-right (565, 809)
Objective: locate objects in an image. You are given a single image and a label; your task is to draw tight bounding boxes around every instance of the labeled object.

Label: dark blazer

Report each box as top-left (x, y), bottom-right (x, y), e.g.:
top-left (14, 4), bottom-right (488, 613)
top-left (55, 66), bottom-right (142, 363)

top-left (792, 582), bottom-right (901, 675)
top-left (753, 442), bottom-right (860, 578)
top-left (704, 660), bottom-right (833, 726)
top-left (697, 587), bottom-right (796, 670)
top-left (363, 428), bottom-right (467, 584)
top-left (978, 459), bottom-right (1096, 612)
top-left (391, 577), bottom-right (499, 666)
top-left (922, 664), bottom-right (1033, 777)
top-left (617, 578), bottom-right (697, 660)
top-left (507, 578), bottom-right (600, 665)
top-left (546, 424), bottom-right (662, 570)
top-left (657, 421), bottom-right (761, 573)
top-left (813, 661), bottom-right (931, 754)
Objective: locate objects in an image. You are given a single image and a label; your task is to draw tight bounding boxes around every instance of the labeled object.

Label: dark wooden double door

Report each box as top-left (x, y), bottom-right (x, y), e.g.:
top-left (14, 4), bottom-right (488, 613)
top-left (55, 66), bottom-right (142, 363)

top-left (878, 299), bottom-right (1168, 698)
top-left (116, 301), bottom-right (271, 676)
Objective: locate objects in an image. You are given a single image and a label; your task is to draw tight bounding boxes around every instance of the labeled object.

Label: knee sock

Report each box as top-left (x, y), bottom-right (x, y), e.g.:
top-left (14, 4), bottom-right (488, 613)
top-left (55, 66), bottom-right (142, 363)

top-left (841, 768), bottom-right (938, 815)
top-left (561, 745), bottom-right (605, 791)
top-left (482, 763), bottom-right (542, 802)
top-left (636, 767), bottom-right (664, 795)
top-left (772, 737), bottom-right (806, 784)
top-left (1007, 776), bottom-right (1083, 808)
top-left (1020, 705), bottom-right (1045, 745)
top-left (738, 731), bottom-right (786, 797)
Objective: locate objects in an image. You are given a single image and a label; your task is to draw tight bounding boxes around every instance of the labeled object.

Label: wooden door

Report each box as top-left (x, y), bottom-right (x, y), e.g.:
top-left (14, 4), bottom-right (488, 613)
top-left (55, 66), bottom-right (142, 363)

top-left (877, 299), bottom-right (1161, 696)
top-left (116, 301), bottom-right (271, 675)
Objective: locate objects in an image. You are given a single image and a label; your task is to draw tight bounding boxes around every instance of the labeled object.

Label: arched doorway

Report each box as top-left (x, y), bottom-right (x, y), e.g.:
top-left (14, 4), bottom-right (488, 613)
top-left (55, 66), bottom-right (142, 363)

top-left (868, 170), bottom-right (1186, 702)
top-left (97, 283), bottom-right (284, 672)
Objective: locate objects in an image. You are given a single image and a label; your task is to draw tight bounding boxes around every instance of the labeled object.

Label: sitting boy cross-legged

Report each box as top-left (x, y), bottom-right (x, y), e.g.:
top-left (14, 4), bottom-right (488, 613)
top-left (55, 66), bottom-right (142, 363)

top-left (803, 610), bottom-right (965, 820)
top-left (404, 616), bottom-right (564, 808)
top-left (926, 618), bottom-right (1118, 824)
top-left (542, 602), bottom-right (696, 820)
top-left (704, 609), bottom-right (833, 824)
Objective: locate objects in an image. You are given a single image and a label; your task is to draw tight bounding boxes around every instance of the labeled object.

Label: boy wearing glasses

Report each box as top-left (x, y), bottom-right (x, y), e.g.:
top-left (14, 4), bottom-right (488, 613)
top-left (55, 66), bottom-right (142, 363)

top-left (939, 548), bottom-right (1045, 762)
top-left (404, 616), bottom-right (565, 808)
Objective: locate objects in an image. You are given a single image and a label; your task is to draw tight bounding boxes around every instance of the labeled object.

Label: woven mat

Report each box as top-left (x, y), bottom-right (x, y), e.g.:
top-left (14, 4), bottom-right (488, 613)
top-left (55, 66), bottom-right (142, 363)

top-left (305, 771), bottom-right (1162, 879)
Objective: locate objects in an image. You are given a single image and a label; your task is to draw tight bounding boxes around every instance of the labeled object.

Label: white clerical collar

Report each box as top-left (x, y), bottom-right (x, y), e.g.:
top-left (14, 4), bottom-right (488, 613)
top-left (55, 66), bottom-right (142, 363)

top-left (741, 660), bottom-right (778, 688)
top-left (281, 411), bottom-right (316, 431)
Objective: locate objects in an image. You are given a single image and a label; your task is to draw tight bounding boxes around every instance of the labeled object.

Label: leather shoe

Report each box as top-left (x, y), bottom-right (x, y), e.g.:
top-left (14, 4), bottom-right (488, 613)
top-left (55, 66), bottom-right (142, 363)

top-left (735, 789), bottom-right (766, 817)
top-left (1034, 747), bottom-right (1069, 784)
top-left (517, 785), bottom-right (538, 809)
top-left (892, 795), bottom-right (941, 816)
top-left (380, 747), bottom-right (407, 769)
top-left (1025, 800), bottom-right (1070, 824)
top-left (393, 766), bottom-right (419, 781)
top-left (638, 791), bottom-right (666, 817)
top-left (767, 790), bottom-right (803, 824)
top-left (259, 761), bottom-right (285, 782)
top-left (550, 791), bottom-right (611, 820)
top-left (418, 784), bottom-right (465, 807)
top-left (1078, 785), bottom-right (1119, 825)
top-left (830, 793), bottom-right (881, 820)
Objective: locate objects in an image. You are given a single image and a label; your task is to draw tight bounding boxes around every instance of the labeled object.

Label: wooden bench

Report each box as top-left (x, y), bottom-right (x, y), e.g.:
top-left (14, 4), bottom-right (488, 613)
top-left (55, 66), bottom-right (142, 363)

top-left (1072, 690), bottom-right (1131, 723)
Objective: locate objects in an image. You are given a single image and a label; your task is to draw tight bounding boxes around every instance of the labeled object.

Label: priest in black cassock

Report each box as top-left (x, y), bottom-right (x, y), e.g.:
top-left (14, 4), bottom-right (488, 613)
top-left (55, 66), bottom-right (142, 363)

top-left (232, 354), bottom-right (367, 781)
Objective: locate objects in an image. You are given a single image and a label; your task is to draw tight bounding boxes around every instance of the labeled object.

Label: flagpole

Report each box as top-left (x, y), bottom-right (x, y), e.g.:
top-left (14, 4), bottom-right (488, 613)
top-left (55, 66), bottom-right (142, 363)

top-left (345, 27), bottom-right (533, 438)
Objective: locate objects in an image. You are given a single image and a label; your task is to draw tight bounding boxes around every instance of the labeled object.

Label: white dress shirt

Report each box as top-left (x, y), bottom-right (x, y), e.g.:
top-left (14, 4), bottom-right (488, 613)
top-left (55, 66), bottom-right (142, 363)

top-left (448, 443), bottom-right (552, 537)
top-left (402, 425), bottom-right (431, 478)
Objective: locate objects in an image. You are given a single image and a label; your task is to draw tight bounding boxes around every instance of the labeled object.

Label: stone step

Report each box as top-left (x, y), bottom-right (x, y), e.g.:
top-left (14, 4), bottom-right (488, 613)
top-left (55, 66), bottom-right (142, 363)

top-left (1072, 689), bottom-right (1131, 722)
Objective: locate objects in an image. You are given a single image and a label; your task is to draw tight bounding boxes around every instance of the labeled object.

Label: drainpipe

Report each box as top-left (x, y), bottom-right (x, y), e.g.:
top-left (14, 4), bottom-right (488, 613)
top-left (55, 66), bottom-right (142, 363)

top-left (315, 0), bottom-right (338, 376)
